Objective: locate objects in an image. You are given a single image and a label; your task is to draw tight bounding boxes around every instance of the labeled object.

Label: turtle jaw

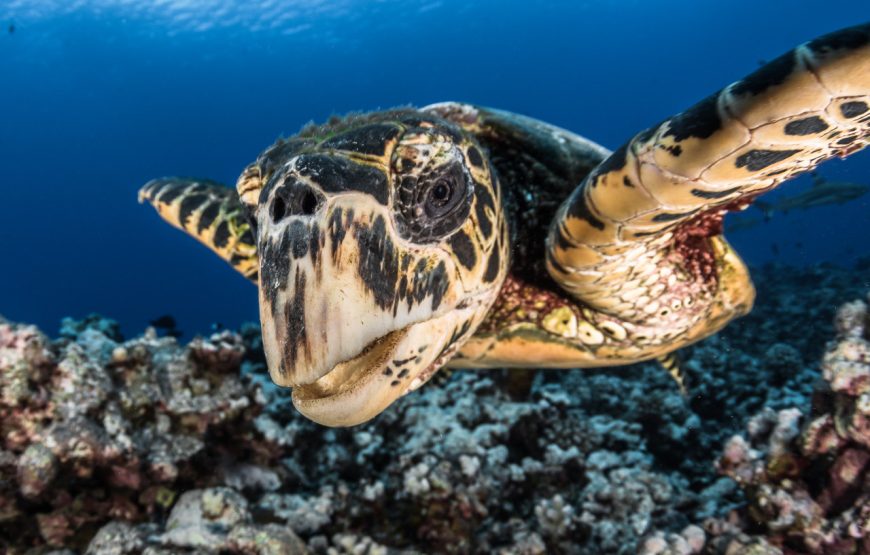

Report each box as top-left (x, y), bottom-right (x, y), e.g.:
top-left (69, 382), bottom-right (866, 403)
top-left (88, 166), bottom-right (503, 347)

top-left (290, 306), bottom-right (482, 427)
top-left (289, 326), bottom-right (410, 427)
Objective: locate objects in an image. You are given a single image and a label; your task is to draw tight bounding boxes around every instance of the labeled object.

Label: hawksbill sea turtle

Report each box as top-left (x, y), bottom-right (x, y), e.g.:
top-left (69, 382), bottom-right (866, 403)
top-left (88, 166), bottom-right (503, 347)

top-left (140, 23), bottom-right (870, 427)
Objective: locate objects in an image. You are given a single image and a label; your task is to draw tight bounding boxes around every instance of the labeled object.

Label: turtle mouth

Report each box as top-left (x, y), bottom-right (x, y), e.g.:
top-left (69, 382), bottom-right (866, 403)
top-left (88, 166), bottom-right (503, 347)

top-left (293, 326), bottom-right (409, 400)
top-left (290, 323), bottom-right (416, 427)
top-left (289, 296), bottom-right (490, 427)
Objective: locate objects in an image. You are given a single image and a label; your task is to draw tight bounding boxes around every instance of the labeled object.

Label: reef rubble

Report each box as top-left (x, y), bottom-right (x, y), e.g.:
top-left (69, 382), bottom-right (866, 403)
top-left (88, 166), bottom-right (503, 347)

top-left (0, 262), bottom-right (868, 554)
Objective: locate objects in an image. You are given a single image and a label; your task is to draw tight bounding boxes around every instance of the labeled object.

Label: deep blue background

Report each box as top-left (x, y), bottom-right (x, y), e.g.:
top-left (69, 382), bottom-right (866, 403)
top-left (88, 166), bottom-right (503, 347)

top-left (1, 1), bottom-right (868, 339)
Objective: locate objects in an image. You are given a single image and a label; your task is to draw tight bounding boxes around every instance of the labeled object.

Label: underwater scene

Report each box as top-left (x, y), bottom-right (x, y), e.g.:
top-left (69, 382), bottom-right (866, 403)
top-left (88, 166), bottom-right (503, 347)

top-left (1, 1), bottom-right (869, 553)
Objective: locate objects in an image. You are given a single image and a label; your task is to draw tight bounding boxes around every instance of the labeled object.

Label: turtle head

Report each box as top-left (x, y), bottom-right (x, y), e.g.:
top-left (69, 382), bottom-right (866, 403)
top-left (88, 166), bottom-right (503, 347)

top-left (238, 113), bottom-right (508, 426)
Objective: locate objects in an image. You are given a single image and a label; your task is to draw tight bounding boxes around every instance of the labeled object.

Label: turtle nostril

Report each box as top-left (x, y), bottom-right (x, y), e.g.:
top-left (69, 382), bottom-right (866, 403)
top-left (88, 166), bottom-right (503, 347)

top-left (300, 190), bottom-right (319, 216)
top-left (273, 181), bottom-right (323, 222)
top-left (271, 196), bottom-right (287, 223)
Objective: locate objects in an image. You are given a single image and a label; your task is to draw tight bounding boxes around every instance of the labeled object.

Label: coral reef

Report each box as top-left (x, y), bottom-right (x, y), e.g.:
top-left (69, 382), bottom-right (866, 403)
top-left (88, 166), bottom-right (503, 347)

top-left (0, 316), bottom-right (283, 551)
top-left (642, 286), bottom-right (870, 555)
top-left (0, 262), bottom-right (868, 554)
top-left (707, 293), bottom-right (869, 554)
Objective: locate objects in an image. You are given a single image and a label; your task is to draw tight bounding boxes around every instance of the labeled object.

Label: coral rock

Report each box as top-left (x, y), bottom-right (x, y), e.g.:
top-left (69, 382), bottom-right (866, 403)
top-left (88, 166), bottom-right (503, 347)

top-left (160, 488), bottom-right (251, 549)
top-left (709, 295), bottom-right (870, 554)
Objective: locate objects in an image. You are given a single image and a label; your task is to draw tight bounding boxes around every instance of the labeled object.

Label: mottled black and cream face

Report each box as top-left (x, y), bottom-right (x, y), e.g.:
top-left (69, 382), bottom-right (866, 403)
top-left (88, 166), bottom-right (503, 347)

top-left (238, 114), bottom-right (508, 426)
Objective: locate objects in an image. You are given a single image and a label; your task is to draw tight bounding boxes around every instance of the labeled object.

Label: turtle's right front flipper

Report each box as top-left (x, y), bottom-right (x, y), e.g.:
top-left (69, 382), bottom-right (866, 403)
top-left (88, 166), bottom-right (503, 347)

top-left (547, 22), bottom-right (869, 363)
top-left (139, 178), bottom-right (258, 282)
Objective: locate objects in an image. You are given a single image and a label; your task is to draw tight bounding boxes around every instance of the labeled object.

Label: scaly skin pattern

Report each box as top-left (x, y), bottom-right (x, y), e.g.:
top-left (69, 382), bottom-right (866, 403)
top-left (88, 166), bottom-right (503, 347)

top-left (138, 178), bottom-right (258, 280)
top-left (458, 22), bottom-right (870, 369)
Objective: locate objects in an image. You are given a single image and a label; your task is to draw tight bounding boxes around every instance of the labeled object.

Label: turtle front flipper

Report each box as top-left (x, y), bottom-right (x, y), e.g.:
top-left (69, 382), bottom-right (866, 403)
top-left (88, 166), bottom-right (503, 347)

top-left (139, 178), bottom-right (258, 281)
top-left (547, 23), bottom-right (869, 362)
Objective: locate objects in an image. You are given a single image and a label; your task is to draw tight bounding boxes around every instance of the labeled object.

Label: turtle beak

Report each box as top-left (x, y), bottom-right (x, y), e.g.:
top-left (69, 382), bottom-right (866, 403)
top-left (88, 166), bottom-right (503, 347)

top-left (258, 194), bottom-right (480, 425)
top-left (290, 307), bottom-right (483, 426)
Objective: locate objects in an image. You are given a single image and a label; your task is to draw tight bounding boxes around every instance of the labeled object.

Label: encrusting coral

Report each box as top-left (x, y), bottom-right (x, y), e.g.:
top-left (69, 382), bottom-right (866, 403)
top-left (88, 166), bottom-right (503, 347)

top-left (713, 294), bottom-right (869, 554)
top-left (0, 262), bottom-right (868, 554)
top-left (0, 315), bottom-right (299, 552)
top-left (642, 291), bottom-right (870, 555)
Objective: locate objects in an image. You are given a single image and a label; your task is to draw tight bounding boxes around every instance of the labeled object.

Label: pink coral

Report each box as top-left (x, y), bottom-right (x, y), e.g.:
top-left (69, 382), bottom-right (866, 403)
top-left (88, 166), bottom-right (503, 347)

top-left (710, 294), bottom-right (870, 554)
top-left (0, 317), bottom-right (274, 551)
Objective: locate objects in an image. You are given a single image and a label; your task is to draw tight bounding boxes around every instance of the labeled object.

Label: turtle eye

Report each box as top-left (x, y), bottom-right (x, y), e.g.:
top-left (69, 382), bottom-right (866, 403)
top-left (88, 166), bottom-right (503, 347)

top-left (430, 180), bottom-right (451, 203)
top-left (424, 177), bottom-right (460, 218)
top-left (394, 160), bottom-right (473, 243)
top-left (417, 162), bottom-right (471, 226)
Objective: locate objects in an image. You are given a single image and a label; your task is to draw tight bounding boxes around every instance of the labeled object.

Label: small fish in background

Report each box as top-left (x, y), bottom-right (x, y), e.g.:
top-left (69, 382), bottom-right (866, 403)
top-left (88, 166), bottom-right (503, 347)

top-left (210, 322), bottom-right (224, 332)
top-left (726, 172), bottom-right (869, 233)
top-left (149, 314), bottom-right (183, 338)
top-left (770, 243), bottom-right (780, 256)
top-left (755, 172), bottom-right (869, 219)
top-left (8, 22), bottom-right (14, 34)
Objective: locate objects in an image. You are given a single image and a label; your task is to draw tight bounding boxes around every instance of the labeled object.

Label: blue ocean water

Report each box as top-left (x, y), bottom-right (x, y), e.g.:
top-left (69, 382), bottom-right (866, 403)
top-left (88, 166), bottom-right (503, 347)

top-left (0, 0), bottom-right (867, 339)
